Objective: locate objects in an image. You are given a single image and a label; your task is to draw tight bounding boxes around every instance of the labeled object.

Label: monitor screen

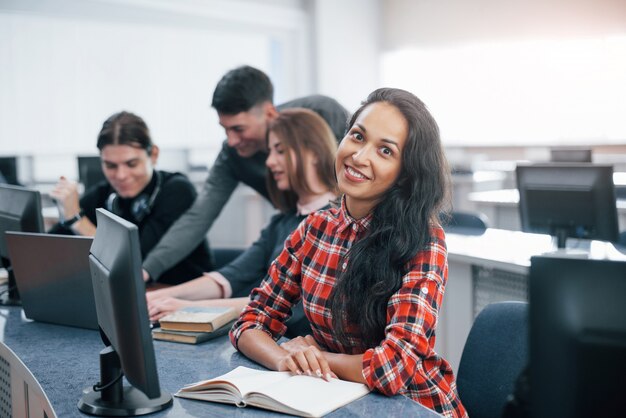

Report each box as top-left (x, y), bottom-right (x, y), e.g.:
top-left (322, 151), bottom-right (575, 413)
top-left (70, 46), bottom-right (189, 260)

top-left (77, 155), bottom-right (106, 190)
top-left (78, 208), bottom-right (172, 416)
top-left (529, 256), bottom-right (626, 418)
top-left (516, 163), bottom-right (619, 248)
top-left (0, 156), bottom-right (19, 185)
top-left (0, 184), bottom-right (44, 304)
top-left (550, 148), bottom-right (592, 163)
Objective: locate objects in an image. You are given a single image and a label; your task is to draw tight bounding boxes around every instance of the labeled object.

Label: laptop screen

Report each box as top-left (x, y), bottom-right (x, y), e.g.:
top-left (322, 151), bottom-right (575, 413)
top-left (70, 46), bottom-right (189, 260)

top-left (5, 232), bottom-right (98, 330)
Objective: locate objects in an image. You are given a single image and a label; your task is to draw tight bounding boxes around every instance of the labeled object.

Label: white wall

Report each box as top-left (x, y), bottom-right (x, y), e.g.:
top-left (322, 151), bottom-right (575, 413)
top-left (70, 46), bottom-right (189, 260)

top-left (383, 0), bottom-right (626, 48)
top-left (310, 0), bottom-right (381, 113)
top-left (381, 0), bottom-right (626, 147)
top-left (0, 0), bottom-right (312, 165)
top-left (0, 0), bottom-right (315, 248)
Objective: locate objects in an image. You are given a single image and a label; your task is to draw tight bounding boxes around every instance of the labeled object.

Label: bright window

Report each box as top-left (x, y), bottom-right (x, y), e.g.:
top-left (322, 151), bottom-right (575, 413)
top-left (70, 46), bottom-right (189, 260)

top-left (382, 36), bottom-right (626, 146)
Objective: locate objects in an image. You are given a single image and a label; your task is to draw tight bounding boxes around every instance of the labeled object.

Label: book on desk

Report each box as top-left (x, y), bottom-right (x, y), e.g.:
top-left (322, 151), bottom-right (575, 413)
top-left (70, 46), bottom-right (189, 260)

top-left (153, 306), bottom-right (238, 344)
top-left (158, 306), bottom-right (238, 332)
top-left (152, 319), bottom-right (235, 344)
top-left (175, 366), bottom-right (370, 417)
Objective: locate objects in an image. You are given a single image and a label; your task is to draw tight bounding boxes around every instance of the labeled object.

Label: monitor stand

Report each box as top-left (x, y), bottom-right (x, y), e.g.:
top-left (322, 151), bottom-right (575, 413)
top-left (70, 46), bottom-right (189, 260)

top-left (78, 346), bottom-right (172, 416)
top-left (541, 236), bottom-right (591, 259)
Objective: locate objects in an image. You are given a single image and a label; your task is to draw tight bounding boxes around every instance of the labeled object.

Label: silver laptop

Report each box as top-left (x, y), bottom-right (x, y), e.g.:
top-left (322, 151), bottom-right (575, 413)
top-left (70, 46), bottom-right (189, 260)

top-left (5, 232), bottom-right (98, 330)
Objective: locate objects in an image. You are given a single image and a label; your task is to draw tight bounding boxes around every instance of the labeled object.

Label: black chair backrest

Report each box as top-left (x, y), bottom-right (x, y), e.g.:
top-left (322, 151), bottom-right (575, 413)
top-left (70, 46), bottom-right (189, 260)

top-left (445, 211), bottom-right (489, 235)
top-left (456, 301), bottom-right (528, 418)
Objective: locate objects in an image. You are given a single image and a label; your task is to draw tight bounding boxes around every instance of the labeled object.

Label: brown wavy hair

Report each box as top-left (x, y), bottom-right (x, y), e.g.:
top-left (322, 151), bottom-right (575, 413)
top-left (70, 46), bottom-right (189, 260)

top-left (266, 108), bottom-right (339, 212)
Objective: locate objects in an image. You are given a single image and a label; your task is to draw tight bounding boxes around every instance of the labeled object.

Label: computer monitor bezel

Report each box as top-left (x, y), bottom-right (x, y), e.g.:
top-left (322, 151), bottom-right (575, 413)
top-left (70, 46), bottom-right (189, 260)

top-left (77, 155), bottom-right (106, 191)
top-left (78, 208), bottom-right (171, 416)
top-left (0, 184), bottom-right (44, 304)
top-left (0, 156), bottom-right (19, 185)
top-left (550, 148), bottom-right (593, 163)
top-left (529, 255), bottom-right (626, 418)
top-left (516, 163), bottom-right (619, 249)
top-left (0, 184), bottom-right (44, 259)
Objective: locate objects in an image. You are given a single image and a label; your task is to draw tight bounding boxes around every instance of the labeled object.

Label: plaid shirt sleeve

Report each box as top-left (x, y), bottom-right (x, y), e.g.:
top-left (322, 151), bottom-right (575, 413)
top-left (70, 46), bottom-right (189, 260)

top-left (230, 218), bottom-right (307, 347)
top-left (361, 227), bottom-right (462, 415)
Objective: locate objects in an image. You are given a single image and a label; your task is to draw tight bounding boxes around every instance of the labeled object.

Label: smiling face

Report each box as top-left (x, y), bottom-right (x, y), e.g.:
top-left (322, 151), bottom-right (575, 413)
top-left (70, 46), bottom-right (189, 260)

top-left (265, 132), bottom-right (294, 192)
top-left (218, 103), bottom-right (278, 158)
top-left (335, 102), bottom-right (408, 219)
top-left (100, 144), bottom-right (157, 198)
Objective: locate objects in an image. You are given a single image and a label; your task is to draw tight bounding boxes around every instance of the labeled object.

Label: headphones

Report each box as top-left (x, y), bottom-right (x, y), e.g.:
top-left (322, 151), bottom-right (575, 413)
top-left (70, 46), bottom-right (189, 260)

top-left (105, 170), bottom-right (162, 223)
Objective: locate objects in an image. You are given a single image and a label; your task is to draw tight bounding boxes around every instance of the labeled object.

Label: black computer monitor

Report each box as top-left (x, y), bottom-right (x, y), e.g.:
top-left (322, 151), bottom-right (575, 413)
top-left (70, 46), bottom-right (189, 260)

top-left (550, 148), bottom-right (592, 163)
top-left (78, 209), bottom-right (172, 416)
top-left (0, 156), bottom-right (19, 185)
top-left (77, 155), bottom-right (106, 190)
top-left (516, 163), bottom-right (619, 249)
top-left (529, 256), bottom-right (626, 418)
top-left (0, 184), bottom-right (44, 304)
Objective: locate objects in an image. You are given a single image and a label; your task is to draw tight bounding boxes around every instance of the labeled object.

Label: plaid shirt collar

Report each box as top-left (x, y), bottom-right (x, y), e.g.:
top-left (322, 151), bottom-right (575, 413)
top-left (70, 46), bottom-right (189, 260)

top-left (336, 195), bottom-right (373, 234)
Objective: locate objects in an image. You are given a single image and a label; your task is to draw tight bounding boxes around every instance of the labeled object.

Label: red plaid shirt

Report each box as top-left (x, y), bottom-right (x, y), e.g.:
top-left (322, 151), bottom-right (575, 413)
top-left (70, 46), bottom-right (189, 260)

top-left (231, 198), bottom-right (467, 418)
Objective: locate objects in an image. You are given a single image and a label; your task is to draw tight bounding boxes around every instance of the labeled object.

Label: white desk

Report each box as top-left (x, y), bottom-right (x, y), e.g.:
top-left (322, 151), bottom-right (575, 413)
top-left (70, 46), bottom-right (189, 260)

top-left (437, 228), bottom-right (626, 374)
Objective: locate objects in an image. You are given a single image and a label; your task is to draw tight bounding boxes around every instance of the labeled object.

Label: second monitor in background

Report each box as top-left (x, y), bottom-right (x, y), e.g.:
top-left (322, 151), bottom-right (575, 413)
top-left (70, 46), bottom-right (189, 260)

top-left (550, 148), bottom-right (592, 163)
top-left (77, 155), bottom-right (106, 190)
top-left (0, 156), bottom-right (19, 185)
top-left (0, 184), bottom-right (44, 304)
top-left (516, 163), bottom-right (619, 249)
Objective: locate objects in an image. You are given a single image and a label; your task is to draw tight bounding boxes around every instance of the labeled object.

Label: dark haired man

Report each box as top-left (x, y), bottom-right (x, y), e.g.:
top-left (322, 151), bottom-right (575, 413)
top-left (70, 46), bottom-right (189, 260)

top-left (142, 66), bottom-right (349, 282)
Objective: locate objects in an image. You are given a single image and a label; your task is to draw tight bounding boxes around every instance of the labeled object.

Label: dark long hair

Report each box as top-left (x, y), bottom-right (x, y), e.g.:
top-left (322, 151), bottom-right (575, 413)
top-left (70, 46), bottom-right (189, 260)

top-left (265, 108), bottom-right (338, 212)
top-left (329, 88), bottom-right (451, 347)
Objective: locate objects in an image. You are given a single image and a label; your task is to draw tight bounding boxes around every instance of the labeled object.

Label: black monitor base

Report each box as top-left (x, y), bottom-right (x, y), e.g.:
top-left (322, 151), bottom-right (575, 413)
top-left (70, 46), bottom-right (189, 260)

top-left (0, 296), bottom-right (21, 307)
top-left (78, 387), bottom-right (172, 417)
top-left (78, 346), bottom-right (172, 416)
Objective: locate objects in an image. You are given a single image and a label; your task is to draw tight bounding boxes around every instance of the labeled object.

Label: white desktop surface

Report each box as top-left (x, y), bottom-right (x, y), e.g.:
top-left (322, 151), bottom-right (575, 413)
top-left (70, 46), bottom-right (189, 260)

top-left (447, 228), bottom-right (626, 268)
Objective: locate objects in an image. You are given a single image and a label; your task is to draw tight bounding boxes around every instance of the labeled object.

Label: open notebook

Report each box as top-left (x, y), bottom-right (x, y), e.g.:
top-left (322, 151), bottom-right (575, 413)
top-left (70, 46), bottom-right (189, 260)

top-left (176, 366), bottom-right (370, 417)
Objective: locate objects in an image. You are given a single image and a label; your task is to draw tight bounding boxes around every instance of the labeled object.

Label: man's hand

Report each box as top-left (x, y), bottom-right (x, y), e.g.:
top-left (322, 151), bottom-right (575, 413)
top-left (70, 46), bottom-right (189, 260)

top-left (50, 176), bottom-right (81, 219)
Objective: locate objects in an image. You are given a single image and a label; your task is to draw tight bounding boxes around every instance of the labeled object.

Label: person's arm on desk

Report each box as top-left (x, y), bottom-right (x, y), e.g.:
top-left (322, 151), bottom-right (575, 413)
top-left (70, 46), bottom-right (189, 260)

top-left (142, 145), bottom-right (240, 281)
top-left (146, 270), bottom-right (248, 321)
top-left (146, 205), bottom-right (286, 314)
top-left (237, 329), bottom-right (337, 381)
top-left (279, 335), bottom-right (363, 383)
top-left (147, 294), bottom-right (249, 322)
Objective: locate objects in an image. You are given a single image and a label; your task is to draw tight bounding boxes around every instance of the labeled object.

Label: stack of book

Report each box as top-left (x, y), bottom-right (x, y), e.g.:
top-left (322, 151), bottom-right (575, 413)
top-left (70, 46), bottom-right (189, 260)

top-left (152, 306), bottom-right (239, 344)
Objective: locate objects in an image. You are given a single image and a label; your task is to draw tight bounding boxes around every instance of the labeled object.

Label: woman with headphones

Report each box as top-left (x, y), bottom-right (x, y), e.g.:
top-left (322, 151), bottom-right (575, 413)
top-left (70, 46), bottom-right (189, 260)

top-left (50, 111), bottom-right (212, 285)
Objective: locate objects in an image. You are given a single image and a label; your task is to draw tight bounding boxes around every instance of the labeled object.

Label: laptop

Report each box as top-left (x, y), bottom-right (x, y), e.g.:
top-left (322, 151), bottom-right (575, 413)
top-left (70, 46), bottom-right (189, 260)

top-left (5, 232), bottom-right (98, 330)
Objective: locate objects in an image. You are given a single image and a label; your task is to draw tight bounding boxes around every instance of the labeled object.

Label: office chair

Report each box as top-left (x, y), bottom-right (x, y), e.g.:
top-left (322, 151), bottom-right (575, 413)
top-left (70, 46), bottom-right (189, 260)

top-left (456, 301), bottom-right (528, 418)
top-left (444, 211), bottom-right (489, 235)
top-left (212, 247), bottom-right (245, 270)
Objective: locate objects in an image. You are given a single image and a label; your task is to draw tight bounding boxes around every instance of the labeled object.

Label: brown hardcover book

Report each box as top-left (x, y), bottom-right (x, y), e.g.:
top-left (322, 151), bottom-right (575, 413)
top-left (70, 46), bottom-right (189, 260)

top-left (175, 366), bottom-right (370, 417)
top-left (152, 319), bottom-right (234, 344)
top-left (159, 307), bottom-right (239, 332)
